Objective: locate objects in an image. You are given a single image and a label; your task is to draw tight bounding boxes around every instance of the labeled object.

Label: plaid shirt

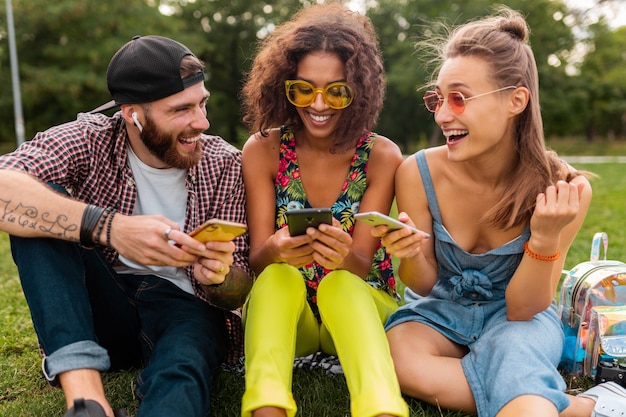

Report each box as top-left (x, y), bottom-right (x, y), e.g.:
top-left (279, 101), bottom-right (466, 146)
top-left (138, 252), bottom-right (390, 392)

top-left (0, 111), bottom-right (250, 362)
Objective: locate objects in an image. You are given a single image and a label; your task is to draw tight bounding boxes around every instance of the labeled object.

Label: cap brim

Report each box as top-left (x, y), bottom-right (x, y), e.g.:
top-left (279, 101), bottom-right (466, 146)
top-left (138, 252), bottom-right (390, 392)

top-left (90, 100), bottom-right (118, 113)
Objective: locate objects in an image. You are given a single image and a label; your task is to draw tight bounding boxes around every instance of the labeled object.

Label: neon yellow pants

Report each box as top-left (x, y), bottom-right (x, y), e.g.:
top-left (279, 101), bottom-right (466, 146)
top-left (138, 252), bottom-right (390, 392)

top-left (242, 263), bottom-right (408, 417)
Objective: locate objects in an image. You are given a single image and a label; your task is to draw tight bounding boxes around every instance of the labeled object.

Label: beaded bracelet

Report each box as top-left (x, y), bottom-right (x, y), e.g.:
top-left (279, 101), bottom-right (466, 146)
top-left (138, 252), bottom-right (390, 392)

top-left (105, 210), bottom-right (116, 248)
top-left (93, 207), bottom-right (113, 246)
top-left (523, 241), bottom-right (560, 262)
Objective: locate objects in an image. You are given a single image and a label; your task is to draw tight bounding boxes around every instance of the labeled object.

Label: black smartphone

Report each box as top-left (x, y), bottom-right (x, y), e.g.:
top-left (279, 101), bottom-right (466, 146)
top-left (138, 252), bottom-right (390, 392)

top-left (286, 208), bottom-right (333, 236)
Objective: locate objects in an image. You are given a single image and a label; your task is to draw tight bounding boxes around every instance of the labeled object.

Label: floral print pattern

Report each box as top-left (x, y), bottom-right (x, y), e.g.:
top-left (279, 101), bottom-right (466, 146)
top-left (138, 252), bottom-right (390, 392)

top-left (275, 125), bottom-right (398, 319)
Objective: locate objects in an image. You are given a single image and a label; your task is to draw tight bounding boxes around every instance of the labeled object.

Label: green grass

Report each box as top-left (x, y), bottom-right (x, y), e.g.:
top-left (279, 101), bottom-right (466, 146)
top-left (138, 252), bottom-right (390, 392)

top-left (545, 137), bottom-right (626, 157)
top-left (1, 145), bottom-right (625, 415)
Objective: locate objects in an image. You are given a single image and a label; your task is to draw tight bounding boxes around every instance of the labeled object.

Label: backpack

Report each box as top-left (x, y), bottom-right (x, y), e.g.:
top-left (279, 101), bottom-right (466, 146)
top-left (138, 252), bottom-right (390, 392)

top-left (558, 232), bottom-right (626, 382)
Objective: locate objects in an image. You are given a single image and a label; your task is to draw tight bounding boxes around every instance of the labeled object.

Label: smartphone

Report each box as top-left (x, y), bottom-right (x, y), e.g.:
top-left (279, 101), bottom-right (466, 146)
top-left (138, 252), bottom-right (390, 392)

top-left (286, 208), bottom-right (333, 236)
top-left (354, 211), bottom-right (430, 238)
top-left (188, 219), bottom-right (248, 243)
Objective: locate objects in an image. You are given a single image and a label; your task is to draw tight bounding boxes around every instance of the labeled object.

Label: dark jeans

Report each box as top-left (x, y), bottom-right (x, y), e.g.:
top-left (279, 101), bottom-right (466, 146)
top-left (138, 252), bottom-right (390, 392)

top-left (10, 234), bottom-right (227, 417)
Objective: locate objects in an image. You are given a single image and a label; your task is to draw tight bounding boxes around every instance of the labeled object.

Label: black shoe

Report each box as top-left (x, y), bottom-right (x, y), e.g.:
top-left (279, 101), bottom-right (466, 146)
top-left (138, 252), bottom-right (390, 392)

top-left (63, 398), bottom-right (129, 417)
top-left (113, 409), bottom-right (129, 417)
top-left (63, 399), bottom-right (106, 417)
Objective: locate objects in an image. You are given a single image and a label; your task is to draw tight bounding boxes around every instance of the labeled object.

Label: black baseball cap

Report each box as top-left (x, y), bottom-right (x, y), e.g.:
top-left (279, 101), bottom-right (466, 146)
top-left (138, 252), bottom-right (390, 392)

top-left (91, 35), bottom-right (205, 113)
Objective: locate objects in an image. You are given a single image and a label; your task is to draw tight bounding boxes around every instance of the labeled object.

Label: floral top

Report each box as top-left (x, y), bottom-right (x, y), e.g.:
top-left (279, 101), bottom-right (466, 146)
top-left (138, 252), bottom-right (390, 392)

top-left (274, 125), bottom-right (398, 319)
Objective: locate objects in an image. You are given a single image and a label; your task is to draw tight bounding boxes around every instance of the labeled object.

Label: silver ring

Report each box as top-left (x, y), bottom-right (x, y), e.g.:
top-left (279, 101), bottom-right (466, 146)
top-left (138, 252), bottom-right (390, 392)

top-left (164, 227), bottom-right (173, 241)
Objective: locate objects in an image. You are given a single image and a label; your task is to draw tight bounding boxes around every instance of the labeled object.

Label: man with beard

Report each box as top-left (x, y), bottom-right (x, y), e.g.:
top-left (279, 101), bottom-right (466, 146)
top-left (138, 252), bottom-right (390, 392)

top-left (0, 36), bottom-right (251, 417)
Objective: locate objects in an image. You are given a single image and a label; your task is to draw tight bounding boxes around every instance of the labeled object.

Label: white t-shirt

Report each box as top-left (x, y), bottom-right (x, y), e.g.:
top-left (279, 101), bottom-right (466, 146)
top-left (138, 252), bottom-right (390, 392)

top-left (115, 146), bottom-right (194, 294)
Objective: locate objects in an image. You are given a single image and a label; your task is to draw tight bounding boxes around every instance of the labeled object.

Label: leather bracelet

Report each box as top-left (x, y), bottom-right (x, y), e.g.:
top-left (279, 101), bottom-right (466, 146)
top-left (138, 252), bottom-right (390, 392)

top-left (523, 241), bottom-right (560, 262)
top-left (80, 205), bottom-right (105, 249)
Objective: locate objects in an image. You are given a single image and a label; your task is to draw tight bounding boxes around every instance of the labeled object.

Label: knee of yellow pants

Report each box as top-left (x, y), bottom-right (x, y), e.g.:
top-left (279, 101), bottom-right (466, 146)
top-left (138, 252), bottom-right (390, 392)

top-left (242, 263), bottom-right (318, 417)
top-left (317, 271), bottom-right (408, 417)
top-left (317, 270), bottom-right (398, 325)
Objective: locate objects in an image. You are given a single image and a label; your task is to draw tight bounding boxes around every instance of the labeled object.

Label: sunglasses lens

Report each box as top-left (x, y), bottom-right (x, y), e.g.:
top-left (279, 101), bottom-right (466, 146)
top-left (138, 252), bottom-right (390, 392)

top-left (449, 92), bottom-right (466, 114)
top-left (422, 91), bottom-right (467, 114)
top-left (423, 91), bottom-right (440, 112)
top-left (287, 81), bottom-right (315, 107)
top-left (286, 81), bottom-right (353, 109)
top-left (325, 83), bottom-right (353, 109)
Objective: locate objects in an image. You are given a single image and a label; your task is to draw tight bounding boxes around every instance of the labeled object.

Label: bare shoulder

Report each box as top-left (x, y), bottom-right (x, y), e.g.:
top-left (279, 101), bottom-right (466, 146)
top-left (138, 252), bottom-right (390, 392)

top-left (369, 134), bottom-right (403, 166)
top-left (242, 129), bottom-right (282, 180)
top-left (242, 129), bottom-right (281, 154)
top-left (242, 129), bottom-right (282, 168)
top-left (371, 134), bottom-right (402, 154)
top-left (422, 146), bottom-right (448, 164)
top-left (396, 151), bottom-right (421, 185)
top-left (400, 146), bottom-right (448, 172)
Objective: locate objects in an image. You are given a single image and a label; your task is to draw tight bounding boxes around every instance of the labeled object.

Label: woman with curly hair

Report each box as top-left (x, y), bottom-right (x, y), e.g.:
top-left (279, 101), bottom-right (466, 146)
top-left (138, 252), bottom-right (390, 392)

top-left (376, 6), bottom-right (623, 417)
top-left (239, 3), bottom-right (408, 417)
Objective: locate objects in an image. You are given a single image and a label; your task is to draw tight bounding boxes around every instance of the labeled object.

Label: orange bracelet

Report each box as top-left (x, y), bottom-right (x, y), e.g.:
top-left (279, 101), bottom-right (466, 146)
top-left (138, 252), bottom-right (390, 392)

top-left (523, 241), bottom-right (560, 262)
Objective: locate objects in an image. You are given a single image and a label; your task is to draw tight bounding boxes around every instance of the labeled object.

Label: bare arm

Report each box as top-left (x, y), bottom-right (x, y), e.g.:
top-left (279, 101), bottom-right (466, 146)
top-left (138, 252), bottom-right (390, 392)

top-left (0, 169), bottom-right (205, 268)
top-left (375, 155), bottom-right (437, 295)
top-left (0, 169), bottom-right (85, 240)
top-left (242, 132), bottom-right (317, 274)
top-left (505, 177), bottom-right (592, 320)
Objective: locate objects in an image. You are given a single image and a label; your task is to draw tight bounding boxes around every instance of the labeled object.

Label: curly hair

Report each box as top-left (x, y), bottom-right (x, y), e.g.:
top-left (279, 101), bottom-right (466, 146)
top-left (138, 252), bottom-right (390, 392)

top-left (428, 6), bottom-right (585, 229)
top-left (240, 2), bottom-right (385, 152)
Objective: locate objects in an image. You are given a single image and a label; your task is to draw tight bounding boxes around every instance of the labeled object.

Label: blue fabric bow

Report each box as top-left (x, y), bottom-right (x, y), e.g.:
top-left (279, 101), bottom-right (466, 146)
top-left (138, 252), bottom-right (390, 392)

top-left (449, 269), bottom-right (493, 301)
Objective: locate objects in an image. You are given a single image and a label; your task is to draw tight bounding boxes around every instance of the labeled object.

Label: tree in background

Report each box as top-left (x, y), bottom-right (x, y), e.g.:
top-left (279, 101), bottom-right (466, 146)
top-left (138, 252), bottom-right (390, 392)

top-left (159, 0), bottom-right (305, 146)
top-left (0, 0), bottom-right (188, 143)
top-left (577, 25), bottom-right (626, 141)
top-left (0, 0), bottom-right (624, 152)
top-left (368, 0), bottom-right (581, 152)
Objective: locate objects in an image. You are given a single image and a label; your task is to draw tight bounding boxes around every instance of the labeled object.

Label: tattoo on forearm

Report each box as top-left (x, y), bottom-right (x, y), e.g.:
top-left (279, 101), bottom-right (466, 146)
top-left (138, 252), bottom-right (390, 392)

top-left (0, 199), bottom-right (79, 240)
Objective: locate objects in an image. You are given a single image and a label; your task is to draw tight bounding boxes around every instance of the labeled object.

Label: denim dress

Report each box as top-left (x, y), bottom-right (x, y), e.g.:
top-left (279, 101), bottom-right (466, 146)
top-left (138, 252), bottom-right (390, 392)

top-left (385, 150), bottom-right (570, 416)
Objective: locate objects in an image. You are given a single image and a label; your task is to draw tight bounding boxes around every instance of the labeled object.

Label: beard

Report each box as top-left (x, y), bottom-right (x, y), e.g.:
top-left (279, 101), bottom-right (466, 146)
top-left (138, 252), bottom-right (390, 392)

top-left (139, 114), bottom-right (203, 169)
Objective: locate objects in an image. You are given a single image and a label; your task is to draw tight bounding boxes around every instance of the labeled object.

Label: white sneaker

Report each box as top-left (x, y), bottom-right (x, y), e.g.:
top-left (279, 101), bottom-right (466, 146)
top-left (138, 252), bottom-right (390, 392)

top-left (578, 382), bottom-right (626, 417)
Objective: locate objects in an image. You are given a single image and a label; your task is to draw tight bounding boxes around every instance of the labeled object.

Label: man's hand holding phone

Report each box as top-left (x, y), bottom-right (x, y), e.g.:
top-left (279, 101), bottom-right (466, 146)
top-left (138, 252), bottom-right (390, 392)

top-left (186, 219), bottom-right (253, 310)
top-left (185, 219), bottom-right (246, 283)
top-left (189, 219), bottom-right (247, 243)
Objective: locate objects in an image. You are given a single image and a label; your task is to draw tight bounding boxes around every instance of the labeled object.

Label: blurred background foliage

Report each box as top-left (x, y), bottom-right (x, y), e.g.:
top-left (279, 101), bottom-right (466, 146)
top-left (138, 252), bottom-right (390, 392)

top-left (1, 0), bottom-right (625, 153)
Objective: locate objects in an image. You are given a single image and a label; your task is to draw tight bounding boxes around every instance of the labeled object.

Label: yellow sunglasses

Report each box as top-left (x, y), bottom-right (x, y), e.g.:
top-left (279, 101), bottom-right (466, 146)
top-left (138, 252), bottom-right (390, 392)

top-left (285, 80), bottom-right (354, 109)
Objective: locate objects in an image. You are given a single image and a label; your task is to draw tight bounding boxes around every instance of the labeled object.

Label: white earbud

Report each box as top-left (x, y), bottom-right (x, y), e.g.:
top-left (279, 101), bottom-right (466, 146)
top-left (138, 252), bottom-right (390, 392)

top-left (131, 112), bottom-right (143, 133)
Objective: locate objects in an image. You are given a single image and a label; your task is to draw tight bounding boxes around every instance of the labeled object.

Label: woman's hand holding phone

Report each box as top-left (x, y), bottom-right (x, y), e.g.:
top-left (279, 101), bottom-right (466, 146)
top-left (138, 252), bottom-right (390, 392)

top-left (271, 226), bottom-right (316, 268)
top-left (361, 211), bottom-right (430, 260)
top-left (281, 209), bottom-right (351, 269)
top-left (355, 211), bottom-right (430, 238)
top-left (305, 217), bottom-right (352, 270)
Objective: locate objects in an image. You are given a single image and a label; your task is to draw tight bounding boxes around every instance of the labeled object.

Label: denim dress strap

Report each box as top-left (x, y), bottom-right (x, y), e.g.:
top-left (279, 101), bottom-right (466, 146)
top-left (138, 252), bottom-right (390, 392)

top-left (415, 150), bottom-right (442, 224)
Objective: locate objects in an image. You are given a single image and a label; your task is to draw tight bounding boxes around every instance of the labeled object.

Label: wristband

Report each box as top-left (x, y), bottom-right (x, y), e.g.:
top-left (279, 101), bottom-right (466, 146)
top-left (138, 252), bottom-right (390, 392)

top-left (80, 205), bottom-right (105, 249)
top-left (523, 241), bottom-right (560, 262)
